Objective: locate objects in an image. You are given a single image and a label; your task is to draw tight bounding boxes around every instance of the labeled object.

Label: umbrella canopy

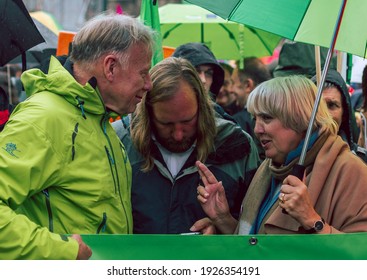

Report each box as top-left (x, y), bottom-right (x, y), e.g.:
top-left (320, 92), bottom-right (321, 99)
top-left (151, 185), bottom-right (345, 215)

top-left (0, 0), bottom-right (45, 67)
top-left (186, 0), bottom-right (367, 58)
top-left (159, 3), bottom-right (282, 61)
top-left (30, 11), bottom-right (62, 35)
top-left (187, 0), bottom-right (366, 173)
top-left (8, 18), bottom-right (58, 68)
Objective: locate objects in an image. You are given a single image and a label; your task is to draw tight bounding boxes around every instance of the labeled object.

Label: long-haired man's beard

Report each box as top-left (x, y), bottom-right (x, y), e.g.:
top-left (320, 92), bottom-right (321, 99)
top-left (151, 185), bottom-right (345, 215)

top-left (157, 134), bottom-right (196, 153)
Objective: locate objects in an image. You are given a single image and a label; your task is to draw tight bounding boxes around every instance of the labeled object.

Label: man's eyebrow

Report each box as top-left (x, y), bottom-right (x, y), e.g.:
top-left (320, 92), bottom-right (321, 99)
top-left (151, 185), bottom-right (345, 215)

top-left (155, 112), bottom-right (198, 125)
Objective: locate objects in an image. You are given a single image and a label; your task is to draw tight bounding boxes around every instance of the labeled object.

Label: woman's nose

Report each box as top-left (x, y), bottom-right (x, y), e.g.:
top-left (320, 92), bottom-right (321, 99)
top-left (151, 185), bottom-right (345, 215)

top-left (254, 120), bottom-right (264, 134)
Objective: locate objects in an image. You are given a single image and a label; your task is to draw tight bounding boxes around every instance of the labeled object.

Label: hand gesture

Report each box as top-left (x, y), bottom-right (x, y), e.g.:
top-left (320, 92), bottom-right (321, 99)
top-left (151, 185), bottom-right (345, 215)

top-left (196, 161), bottom-right (230, 220)
top-left (196, 161), bottom-right (238, 233)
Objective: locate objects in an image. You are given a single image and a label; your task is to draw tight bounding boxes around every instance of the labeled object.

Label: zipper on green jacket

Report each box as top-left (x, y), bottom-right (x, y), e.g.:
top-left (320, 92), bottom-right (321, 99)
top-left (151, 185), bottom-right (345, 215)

top-left (42, 189), bottom-right (53, 232)
top-left (101, 115), bottom-right (130, 233)
top-left (105, 145), bottom-right (117, 193)
top-left (96, 212), bottom-right (107, 234)
top-left (71, 122), bottom-right (79, 160)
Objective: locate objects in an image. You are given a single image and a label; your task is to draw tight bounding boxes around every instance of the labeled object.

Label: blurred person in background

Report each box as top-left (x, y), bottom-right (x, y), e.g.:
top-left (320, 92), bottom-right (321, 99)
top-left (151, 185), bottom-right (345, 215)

top-left (215, 62), bottom-right (238, 116)
top-left (311, 69), bottom-right (367, 162)
top-left (232, 57), bottom-right (272, 160)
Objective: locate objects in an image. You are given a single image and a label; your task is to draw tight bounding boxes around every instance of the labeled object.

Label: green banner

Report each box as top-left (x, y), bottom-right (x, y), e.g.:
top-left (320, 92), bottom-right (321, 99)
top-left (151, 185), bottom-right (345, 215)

top-left (82, 233), bottom-right (367, 260)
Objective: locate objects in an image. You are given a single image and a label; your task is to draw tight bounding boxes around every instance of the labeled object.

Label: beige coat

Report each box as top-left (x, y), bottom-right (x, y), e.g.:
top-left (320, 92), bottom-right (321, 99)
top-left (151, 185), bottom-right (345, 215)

top-left (238, 132), bottom-right (367, 234)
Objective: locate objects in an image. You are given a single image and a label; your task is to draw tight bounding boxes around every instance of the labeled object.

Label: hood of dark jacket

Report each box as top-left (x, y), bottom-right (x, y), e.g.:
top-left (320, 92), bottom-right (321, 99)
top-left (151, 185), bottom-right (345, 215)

top-left (274, 41), bottom-right (337, 78)
top-left (172, 42), bottom-right (224, 98)
top-left (312, 69), bottom-right (359, 147)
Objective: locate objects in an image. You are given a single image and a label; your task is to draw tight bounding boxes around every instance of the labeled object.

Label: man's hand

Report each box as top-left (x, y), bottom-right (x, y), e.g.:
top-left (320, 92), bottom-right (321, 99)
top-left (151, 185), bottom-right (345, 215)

top-left (71, 234), bottom-right (92, 260)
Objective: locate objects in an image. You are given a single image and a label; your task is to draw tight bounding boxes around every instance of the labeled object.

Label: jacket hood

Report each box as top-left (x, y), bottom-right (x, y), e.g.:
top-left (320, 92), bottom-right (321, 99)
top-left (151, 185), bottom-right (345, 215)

top-left (312, 69), bottom-right (359, 146)
top-left (21, 56), bottom-right (106, 116)
top-left (274, 41), bottom-right (337, 78)
top-left (172, 42), bottom-right (224, 97)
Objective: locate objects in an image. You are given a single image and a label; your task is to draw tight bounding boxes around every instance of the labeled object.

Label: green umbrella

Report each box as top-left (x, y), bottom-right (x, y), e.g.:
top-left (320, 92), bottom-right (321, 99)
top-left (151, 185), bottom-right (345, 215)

top-left (186, 0), bottom-right (367, 59)
top-left (140, 0), bottom-right (164, 66)
top-left (187, 0), bottom-right (366, 173)
top-left (159, 3), bottom-right (282, 61)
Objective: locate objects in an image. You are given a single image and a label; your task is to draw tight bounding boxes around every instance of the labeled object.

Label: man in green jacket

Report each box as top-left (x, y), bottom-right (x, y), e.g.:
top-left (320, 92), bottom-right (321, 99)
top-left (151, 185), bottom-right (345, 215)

top-left (0, 14), bottom-right (155, 259)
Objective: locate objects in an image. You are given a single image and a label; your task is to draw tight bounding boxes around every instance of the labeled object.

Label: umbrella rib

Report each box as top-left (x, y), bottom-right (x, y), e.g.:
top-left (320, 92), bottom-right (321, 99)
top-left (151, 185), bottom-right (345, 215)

top-left (162, 23), bottom-right (182, 39)
top-left (228, 0), bottom-right (244, 19)
top-left (292, 0), bottom-right (313, 40)
top-left (218, 23), bottom-right (239, 49)
top-left (247, 27), bottom-right (273, 54)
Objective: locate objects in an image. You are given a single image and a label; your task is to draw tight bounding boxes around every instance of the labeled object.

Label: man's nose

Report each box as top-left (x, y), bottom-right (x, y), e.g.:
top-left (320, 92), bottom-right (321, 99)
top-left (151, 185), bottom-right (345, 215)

top-left (144, 74), bottom-right (153, 91)
top-left (172, 125), bottom-right (184, 141)
top-left (198, 71), bottom-right (206, 84)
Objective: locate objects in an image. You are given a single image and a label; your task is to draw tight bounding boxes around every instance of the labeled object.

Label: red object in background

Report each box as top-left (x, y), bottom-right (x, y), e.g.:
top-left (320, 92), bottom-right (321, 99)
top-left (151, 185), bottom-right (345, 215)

top-left (0, 109), bottom-right (9, 125)
top-left (116, 4), bottom-right (124, 14)
top-left (348, 84), bottom-right (355, 96)
top-left (260, 47), bottom-right (280, 65)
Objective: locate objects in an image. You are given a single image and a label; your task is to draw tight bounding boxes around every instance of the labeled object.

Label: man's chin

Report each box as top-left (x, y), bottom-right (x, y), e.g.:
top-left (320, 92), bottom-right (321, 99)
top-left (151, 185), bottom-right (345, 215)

top-left (165, 146), bottom-right (191, 153)
top-left (163, 142), bottom-right (193, 153)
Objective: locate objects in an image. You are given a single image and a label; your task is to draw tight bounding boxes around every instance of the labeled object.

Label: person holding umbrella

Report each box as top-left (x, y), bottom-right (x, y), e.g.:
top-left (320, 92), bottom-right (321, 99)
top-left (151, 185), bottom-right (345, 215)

top-left (0, 14), bottom-right (155, 259)
top-left (192, 75), bottom-right (367, 235)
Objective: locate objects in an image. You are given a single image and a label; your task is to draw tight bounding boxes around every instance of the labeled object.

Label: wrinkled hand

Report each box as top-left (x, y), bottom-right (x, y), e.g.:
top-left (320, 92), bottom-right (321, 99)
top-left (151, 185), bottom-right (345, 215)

top-left (279, 175), bottom-right (319, 228)
top-left (71, 234), bottom-right (92, 260)
top-left (190, 217), bottom-right (216, 235)
top-left (196, 161), bottom-right (230, 220)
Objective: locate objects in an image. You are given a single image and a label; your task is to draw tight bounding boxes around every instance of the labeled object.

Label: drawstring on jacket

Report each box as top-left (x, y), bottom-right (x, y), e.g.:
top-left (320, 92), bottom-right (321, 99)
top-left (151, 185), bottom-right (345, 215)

top-left (76, 96), bottom-right (87, 119)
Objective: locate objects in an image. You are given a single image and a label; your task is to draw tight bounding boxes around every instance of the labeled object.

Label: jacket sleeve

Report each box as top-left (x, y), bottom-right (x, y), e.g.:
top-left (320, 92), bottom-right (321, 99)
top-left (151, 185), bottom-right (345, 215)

top-left (0, 107), bottom-right (78, 259)
top-left (0, 203), bottom-right (79, 259)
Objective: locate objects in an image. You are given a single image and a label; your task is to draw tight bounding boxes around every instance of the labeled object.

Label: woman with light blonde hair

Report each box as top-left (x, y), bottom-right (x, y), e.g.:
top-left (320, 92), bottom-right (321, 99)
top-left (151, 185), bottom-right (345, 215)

top-left (195, 75), bottom-right (367, 235)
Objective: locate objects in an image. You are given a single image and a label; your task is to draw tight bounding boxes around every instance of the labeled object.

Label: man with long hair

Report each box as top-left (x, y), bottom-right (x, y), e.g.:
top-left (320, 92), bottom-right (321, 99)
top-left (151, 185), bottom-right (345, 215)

top-left (113, 57), bottom-right (260, 234)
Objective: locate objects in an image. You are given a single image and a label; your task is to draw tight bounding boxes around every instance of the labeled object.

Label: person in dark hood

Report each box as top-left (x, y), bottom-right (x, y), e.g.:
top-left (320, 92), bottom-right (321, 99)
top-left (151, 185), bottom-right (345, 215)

top-left (172, 42), bottom-right (224, 100)
top-left (172, 43), bottom-right (237, 124)
top-left (312, 69), bottom-right (367, 162)
top-left (273, 41), bottom-right (337, 78)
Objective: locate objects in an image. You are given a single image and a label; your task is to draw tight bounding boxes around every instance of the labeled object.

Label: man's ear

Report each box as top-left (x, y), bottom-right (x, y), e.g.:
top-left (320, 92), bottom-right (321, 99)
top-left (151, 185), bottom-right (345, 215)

top-left (245, 78), bottom-right (255, 93)
top-left (103, 55), bottom-right (117, 81)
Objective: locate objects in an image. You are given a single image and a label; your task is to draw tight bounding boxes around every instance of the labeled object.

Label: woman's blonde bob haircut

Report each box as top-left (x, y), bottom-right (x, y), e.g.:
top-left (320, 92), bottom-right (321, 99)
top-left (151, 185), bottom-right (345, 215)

top-left (247, 75), bottom-right (338, 135)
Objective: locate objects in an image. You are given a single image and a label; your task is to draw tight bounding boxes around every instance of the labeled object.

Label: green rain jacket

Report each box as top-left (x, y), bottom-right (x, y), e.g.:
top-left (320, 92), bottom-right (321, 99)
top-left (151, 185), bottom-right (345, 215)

top-left (0, 57), bottom-right (132, 259)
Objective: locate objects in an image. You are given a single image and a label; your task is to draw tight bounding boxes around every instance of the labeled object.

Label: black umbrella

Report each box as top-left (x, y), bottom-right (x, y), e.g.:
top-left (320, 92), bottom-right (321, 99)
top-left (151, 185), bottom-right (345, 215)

top-left (0, 0), bottom-right (45, 70)
top-left (9, 18), bottom-right (58, 68)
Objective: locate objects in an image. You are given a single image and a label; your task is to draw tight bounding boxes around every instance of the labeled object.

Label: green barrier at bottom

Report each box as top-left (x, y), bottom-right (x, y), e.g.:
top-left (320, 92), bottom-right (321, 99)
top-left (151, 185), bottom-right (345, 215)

top-left (82, 233), bottom-right (367, 260)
